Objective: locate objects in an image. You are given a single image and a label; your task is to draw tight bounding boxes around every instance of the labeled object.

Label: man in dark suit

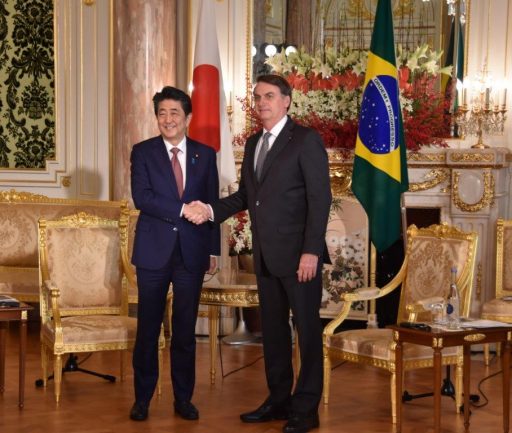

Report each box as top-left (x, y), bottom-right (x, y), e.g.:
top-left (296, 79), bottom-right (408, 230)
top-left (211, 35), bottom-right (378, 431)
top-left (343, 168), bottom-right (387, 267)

top-left (187, 75), bottom-right (331, 433)
top-left (129, 86), bottom-right (220, 422)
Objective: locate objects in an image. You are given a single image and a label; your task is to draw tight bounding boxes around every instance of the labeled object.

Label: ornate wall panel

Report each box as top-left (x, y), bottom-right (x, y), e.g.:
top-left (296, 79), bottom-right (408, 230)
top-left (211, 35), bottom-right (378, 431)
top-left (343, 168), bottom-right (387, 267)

top-left (0, 0), bottom-right (110, 199)
top-left (0, 0), bottom-right (55, 169)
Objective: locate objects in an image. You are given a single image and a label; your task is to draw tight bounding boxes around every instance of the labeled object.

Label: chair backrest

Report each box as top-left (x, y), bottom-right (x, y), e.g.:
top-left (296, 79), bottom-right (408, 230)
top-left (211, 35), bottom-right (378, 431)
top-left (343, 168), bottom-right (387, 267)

top-left (38, 212), bottom-right (128, 317)
top-left (495, 218), bottom-right (512, 299)
top-left (0, 189), bottom-right (126, 268)
top-left (396, 223), bottom-right (478, 323)
top-left (321, 196), bottom-right (374, 319)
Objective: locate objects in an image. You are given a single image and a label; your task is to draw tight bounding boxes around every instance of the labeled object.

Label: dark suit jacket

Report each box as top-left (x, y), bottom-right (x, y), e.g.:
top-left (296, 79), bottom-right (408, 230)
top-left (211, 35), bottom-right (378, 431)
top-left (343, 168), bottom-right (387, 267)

top-left (130, 135), bottom-right (220, 273)
top-left (211, 117), bottom-right (331, 277)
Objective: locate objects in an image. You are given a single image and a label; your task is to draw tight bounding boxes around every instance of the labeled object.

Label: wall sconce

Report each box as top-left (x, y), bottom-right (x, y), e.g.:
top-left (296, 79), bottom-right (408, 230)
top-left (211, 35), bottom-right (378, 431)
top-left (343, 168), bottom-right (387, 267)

top-left (454, 66), bottom-right (508, 149)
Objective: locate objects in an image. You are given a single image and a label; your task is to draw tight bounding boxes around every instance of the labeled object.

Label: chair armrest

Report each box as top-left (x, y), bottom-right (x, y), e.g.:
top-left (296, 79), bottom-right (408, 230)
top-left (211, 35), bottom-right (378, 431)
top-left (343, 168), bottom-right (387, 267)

top-left (41, 280), bottom-right (63, 329)
top-left (324, 258), bottom-right (409, 337)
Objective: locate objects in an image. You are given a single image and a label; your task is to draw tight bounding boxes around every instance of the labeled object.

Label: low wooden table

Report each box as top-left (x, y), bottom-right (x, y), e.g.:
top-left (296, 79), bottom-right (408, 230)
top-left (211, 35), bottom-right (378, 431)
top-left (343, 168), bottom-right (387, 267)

top-left (201, 270), bottom-right (259, 384)
top-left (389, 324), bottom-right (512, 433)
top-left (0, 302), bottom-right (33, 408)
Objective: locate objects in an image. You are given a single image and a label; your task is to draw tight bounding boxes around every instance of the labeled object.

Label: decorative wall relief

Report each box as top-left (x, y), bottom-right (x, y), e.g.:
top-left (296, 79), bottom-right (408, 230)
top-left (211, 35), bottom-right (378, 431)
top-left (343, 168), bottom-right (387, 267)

top-left (0, 0), bottom-right (55, 169)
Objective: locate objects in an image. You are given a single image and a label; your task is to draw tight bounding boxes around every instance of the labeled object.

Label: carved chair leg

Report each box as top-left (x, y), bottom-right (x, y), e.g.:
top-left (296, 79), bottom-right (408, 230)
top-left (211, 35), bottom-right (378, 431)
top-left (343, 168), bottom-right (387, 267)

top-left (484, 343), bottom-right (490, 366)
top-left (41, 344), bottom-right (48, 388)
top-left (391, 372), bottom-right (397, 424)
top-left (157, 347), bottom-right (163, 396)
top-left (455, 360), bottom-right (463, 413)
top-left (497, 343), bottom-right (502, 358)
top-left (323, 350), bottom-right (331, 405)
top-left (54, 354), bottom-right (63, 404)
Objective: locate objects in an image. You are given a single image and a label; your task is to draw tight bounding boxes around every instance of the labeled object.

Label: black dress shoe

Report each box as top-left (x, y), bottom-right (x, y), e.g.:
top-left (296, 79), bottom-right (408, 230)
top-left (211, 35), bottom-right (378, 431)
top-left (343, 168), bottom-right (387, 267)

top-left (129, 402), bottom-right (148, 421)
top-left (174, 400), bottom-right (199, 420)
top-left (283, 413), bottom-right (319, 433)
top-left (240, 401), bottom-right (289, 423)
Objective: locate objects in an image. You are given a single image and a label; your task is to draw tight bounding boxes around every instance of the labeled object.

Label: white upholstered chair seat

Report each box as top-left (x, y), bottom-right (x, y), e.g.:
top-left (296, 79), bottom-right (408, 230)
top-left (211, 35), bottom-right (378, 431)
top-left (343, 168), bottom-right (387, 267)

top-left (328, 328), bottom-right (458, 361)
top-left (41, 315), bottom-right (137, 346)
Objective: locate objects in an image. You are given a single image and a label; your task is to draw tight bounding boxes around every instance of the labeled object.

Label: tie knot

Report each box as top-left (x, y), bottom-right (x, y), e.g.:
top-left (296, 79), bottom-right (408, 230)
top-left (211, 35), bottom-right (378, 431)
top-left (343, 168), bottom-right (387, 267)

top-left (171, 147), bottom-right (180, 157)
top-left (263, 132), bottom-right (272, 143)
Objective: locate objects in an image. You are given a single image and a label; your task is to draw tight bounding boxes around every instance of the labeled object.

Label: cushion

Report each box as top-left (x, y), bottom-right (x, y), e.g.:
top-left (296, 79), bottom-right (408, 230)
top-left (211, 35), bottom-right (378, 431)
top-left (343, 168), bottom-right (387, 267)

top-left (481, 298), bottom-right (512, 321)
top-left (327, 328), bottom-right (458, 361)
top-left (41, 315), bottom-right (137, 345)
top-left (0, 266), bottom-right (39, 300)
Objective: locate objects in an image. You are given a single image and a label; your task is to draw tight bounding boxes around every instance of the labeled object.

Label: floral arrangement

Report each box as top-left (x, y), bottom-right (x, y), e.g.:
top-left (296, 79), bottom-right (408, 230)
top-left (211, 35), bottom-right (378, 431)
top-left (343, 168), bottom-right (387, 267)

top-left (320, 198), bottom-right (364, 311)
top-left (225, 210), bottom-right (252, 256)
top-left (322, 229), bottom-right (367, 312)
top-left (236, 44), bottom-right (453, 151)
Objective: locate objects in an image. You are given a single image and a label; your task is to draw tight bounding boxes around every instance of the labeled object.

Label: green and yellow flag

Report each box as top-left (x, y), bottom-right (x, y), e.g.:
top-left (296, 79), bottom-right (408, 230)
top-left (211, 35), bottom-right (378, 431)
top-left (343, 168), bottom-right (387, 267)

top-left (351, 0), bottom-right (409, 252)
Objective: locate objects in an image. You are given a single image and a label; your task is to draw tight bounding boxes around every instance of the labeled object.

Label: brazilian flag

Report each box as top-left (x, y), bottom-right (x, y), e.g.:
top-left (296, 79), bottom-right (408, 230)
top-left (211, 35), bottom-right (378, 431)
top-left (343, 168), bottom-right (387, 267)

top-left (351, 0), bottom-right (409, 253)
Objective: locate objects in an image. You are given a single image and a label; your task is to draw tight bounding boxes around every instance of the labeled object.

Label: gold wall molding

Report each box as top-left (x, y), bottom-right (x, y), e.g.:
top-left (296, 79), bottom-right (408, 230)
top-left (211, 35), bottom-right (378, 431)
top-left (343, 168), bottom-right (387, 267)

top-left (452, 170), bottom-right (495, 212)
top-left (0, 189), bottom-right (49, 202)
top-left (450, 152), bottom-right (495, 163)
top-left (407, 152), bottom-right (446, 163)
top-left (330, 166), bottom-right (353, 196)
top-left (408, 169), bottom-right (449, 192)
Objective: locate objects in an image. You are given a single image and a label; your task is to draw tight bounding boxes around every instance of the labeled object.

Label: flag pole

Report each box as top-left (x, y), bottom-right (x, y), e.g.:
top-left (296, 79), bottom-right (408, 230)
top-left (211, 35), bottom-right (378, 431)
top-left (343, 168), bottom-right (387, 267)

top-left (400, 194), bottom-right (408, 252)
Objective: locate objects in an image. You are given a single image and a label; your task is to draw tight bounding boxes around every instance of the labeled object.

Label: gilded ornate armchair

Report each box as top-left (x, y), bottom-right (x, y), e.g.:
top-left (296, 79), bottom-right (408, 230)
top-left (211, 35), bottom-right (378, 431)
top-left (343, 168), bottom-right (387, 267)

top-left (38, 212), bottom-right (164, 403)
top-left (481, 218), bottom-right (512, 365)
top-left (322, 223), bottom-right (478, 423)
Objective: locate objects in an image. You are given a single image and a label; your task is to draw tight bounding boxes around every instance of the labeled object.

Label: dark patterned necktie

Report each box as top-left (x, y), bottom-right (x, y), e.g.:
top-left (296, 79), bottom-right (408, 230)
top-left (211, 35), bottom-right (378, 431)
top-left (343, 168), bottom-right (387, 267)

top-left (255, 132), bottom-right (272, 181)
top-left (170, 147), bottom-right (183, 198)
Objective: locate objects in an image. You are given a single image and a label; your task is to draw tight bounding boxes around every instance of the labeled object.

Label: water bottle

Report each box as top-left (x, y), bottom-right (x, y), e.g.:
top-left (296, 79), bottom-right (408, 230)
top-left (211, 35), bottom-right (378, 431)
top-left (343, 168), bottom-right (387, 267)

top-left (446, 267), bottom-right (460, 328)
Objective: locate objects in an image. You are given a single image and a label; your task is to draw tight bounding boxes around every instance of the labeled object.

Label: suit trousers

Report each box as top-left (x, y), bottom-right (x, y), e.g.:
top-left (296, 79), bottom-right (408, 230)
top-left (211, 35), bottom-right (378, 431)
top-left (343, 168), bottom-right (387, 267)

top-left (133, 239), bottom-right (205, 404)
top-left (256, 260), bottom-right (323, 415)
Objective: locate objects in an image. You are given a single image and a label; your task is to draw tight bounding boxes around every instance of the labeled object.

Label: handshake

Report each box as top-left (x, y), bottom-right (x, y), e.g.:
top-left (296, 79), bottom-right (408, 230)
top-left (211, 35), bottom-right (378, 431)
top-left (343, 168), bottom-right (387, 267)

top-left (183, 200), bottom-right (212, 225)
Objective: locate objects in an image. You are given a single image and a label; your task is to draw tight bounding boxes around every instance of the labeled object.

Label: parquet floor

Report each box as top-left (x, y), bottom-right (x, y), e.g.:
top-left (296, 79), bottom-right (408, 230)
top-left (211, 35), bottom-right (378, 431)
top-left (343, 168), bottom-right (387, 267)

top-left (0, 321), bottom-right (509, 433)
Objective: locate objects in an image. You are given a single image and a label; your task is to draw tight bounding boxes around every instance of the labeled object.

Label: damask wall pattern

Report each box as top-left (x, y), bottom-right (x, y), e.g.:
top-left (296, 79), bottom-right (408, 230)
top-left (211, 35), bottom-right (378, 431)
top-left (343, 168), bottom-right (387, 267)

top-left (0, 0), bottom-right (55, 169)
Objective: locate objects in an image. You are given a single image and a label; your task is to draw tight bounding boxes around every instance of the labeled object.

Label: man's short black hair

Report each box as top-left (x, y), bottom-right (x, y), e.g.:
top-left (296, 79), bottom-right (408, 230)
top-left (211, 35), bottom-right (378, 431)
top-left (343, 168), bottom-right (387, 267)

top-left (152, 86), bottom-right (192, 116)
top-left (256, 74), bottom-right (292, 99)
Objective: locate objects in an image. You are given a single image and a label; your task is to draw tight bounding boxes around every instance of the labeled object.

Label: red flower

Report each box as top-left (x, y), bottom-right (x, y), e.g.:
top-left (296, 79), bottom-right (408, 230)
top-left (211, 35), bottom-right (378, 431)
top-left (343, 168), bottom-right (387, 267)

top-left (287, 72), bottom-right (310, 92)
top-left (337, 71), bottom-right (363, 91)
top-left (398, 67), bottom-right (411, 91)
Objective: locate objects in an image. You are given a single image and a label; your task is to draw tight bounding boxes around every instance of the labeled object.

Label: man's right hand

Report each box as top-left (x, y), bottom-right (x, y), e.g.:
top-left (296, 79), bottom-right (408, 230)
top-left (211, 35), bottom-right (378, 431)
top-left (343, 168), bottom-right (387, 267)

top-left (183, 201), bottom-right (211, 224)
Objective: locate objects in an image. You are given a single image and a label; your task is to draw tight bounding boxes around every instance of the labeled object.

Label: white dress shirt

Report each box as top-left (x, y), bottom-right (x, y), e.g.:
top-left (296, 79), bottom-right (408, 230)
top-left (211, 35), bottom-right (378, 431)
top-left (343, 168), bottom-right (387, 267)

top-left (253, 114), bottom-right (288, 171)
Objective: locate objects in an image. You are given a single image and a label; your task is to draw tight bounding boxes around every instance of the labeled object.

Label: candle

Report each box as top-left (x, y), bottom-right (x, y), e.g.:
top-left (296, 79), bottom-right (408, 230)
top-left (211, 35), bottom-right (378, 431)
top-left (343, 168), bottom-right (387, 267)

top-left (503, 88), bottom-right (507, 107)
top-left (485, 88), bottom-right (490, 106)
top-left (462, 88), bottom-right (467, 106)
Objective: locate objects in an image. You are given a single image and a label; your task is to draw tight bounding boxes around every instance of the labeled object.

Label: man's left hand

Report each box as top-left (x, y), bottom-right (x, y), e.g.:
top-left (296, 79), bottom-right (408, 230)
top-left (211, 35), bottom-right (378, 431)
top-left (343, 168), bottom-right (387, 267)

top-left (207, 256), bottom-right (217, 275)
top-left (297, 253), bottom-right (318, 282)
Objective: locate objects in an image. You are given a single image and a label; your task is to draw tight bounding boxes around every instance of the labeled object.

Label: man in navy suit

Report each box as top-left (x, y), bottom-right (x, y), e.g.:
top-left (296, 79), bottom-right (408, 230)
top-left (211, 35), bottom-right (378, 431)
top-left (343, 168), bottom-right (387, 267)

top-left (129, 86), bottom-right (220, 421)
top-left (187, 75), bottom-right (331, 433)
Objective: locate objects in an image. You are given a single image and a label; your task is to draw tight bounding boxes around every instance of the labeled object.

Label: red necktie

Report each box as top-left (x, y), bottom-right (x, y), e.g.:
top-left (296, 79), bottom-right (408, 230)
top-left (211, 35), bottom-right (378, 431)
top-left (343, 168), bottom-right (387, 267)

top-left (170, 147), bottom-right (183, 198)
